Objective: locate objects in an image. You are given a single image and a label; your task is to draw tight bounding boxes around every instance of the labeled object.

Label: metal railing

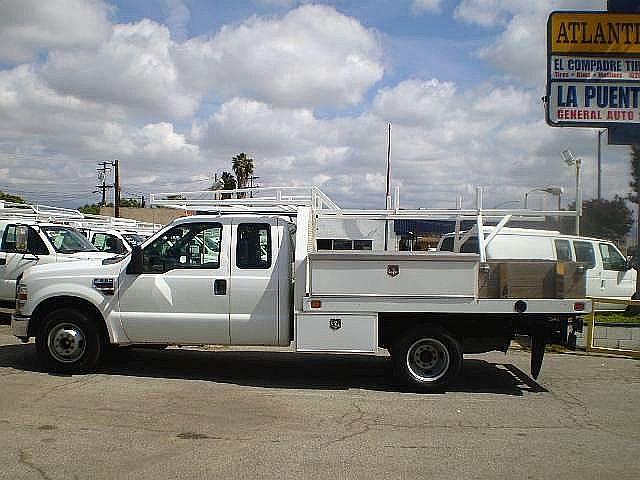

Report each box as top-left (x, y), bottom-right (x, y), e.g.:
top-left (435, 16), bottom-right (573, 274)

top-left (585, 297), bottom-right (640, 358)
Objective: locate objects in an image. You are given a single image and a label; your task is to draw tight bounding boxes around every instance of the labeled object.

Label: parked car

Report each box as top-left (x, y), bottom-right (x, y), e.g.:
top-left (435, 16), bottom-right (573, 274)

top-left (437, 227), bottom-right (636, 309)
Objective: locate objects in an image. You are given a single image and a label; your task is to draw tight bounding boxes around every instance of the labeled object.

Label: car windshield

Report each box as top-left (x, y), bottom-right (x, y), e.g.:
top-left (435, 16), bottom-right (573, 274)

top-left (43, 226), bottom-right (98, 253)
top-left (122, 233), bottom-right (147, 247)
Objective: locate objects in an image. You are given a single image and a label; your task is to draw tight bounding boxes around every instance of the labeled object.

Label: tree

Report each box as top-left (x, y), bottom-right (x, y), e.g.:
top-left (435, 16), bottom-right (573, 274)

top-left (119, 197), bottom-right (143, 208)
top-left (0, 190), bottom-right (26, 203)
top-left (208, 171), bottom-right (236, 191)
top-left (560, 197), bottom-right (632, 242)
top-left (78, 204), bottom-right (102, 214)
top-left (231, 152), bottom-right (255, 194)
top-left (629, 144), bottom-right (640, 247)
top-left (220, 171), bottom-right (237, 190)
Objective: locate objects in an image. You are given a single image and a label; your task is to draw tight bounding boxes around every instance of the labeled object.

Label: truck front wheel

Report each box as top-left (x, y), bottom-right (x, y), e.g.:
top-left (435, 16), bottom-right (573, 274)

top-left (391, 326), bottom-right (462, 392)
top-left (35, 308), bottom-right (103, 373)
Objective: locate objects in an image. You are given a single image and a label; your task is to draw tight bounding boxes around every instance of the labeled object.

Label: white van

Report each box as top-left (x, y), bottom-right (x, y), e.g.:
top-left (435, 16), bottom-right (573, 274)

top-left (437, 227), bottom-right (636, 308)
top-left (88, 229), bottom-right (149, 255)
top-left (0, 221), bottom-right (112, 305)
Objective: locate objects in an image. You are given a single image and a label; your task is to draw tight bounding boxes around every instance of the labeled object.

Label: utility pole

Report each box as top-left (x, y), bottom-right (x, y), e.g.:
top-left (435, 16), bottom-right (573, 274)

top-left (113, 159), bottom-right (121, 218)
top-left (140, 194), bottom-right (145, 208)
top-left (95, 161), bottom-right (112, 206)
top-left (384, 123), bottom-right (392, 251)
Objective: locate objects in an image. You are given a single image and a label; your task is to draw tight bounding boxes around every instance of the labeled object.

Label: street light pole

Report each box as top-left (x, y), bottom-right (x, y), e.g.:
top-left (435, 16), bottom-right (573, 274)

top-left (576, 156), bottom-right (582, 235)
top-left (597, 129), bottom-right (605, 200)
top-left (561, 150), bottom-right (582, 235)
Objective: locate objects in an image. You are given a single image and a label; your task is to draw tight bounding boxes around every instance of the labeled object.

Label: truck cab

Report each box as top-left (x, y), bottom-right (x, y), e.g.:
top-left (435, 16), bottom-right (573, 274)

top-left (0, 221), bottom-right (112, 305)
top-left (120, 215), bottom-right (292, 345)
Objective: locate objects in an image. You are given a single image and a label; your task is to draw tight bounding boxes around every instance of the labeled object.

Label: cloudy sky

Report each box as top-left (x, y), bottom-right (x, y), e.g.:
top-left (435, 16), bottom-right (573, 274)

top-left (0, 0), bottom-right (632, 210)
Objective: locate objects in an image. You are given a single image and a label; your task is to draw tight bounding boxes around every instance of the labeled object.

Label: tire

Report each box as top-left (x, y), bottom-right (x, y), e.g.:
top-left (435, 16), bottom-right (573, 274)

top-left (391, 325), bottom-right (463, 392)
top-left (35, 308), bottom-right (103, 373)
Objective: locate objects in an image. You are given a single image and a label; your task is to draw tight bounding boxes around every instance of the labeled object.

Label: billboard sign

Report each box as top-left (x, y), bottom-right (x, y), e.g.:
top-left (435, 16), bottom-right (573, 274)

top-left (546, 11), bottom-right (640, 128)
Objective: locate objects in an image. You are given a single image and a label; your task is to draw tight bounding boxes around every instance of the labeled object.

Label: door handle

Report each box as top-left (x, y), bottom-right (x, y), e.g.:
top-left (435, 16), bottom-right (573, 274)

top-left (214, 279), bottom-right (227, 295)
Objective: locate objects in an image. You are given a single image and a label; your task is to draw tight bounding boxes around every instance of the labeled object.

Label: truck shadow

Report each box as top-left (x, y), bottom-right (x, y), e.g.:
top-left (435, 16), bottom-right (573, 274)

top-left (0, 344), bottom-right (546, 395)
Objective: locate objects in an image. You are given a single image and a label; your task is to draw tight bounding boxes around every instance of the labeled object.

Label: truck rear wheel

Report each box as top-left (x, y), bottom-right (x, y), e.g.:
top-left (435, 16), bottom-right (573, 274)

top-left (391, 326), bottom-right (462, 392)
top-left (35, 308), bottom-right (103, 373)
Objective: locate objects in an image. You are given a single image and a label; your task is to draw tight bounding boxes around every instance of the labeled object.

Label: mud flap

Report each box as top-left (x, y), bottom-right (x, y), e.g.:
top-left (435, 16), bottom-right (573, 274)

top-left (530, 334), bottom-right (545, 379)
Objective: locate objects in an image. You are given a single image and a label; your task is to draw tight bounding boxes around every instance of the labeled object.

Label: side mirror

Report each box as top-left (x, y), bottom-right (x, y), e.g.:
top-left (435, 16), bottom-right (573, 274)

top-left (126, 245), bottom-right (143, 274)
top-left (14, 225), bottom-right (29, 253)
top-left (627, 256), bottom-right (638, 271)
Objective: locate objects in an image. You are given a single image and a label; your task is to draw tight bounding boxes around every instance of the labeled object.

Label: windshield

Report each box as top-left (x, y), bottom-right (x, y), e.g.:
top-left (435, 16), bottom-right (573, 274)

top-left (43, 226), bottom-right (98, 253)
top-left (122, 233), bottom-right (147, 247)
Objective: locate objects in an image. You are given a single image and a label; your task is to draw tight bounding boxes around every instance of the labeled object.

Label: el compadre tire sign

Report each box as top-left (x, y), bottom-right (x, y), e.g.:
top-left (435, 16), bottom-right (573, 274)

top-left (546, 11), bottom-right (640, 127)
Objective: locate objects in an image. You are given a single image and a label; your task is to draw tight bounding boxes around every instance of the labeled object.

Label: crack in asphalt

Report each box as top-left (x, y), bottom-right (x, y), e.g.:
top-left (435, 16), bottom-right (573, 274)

top-left (33, 376), bottom-right (96, 403)
top-left (18, 450), bottom-right (53, 480)
top-left (322, 401), bottom-right (376, 446)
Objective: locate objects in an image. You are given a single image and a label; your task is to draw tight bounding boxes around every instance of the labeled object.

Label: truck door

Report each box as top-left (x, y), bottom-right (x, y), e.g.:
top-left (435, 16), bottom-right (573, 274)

top-left (118, 220), bottom-right (231, 344)
top-left (0, 225), bottom-right (50, 302)
top-left (229, 219), bottom-right (280, 345)
top-left (598, 242), bottom-right (635, 305)
top-left (572, 240), bottom-right (598, 297)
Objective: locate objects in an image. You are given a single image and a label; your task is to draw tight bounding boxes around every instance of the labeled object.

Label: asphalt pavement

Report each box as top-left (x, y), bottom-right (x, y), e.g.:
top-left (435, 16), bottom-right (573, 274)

top-left (0, 325), bottom-right (638, 479)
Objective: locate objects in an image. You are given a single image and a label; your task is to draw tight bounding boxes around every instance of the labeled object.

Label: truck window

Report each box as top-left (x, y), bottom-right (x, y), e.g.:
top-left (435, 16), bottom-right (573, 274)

top-left (438, 235), bottom-right (478, 253)
top-left (573, 241), bottom-right (595, 269)
top-left (554, 239), bottom-right (572, 261)
top-left (353, 240), bottom-right (373, 250)
top-left (460, 237), bottom-right (479, 254)
top-left (1, 225), bottom-right (17, 252)
top-left (142, 223), bottom-right (222, 273)
top-left (43, 227), bottom-right (97, 253)
top-left (237, 223), bottom-right (271, 269)
top-left (599, 243), bottom-right (627, 271)
top-left (93, 233), bottom-right (126, 254)
top-left (439, 236), bottom-right (454, 252)
top-left (28, 228), bottom-right (49, 255)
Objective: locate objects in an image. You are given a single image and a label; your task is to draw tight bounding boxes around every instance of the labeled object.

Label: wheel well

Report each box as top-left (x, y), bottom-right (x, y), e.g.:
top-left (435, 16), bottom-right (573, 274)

top-left (29, 296), bottom-right (109, 342)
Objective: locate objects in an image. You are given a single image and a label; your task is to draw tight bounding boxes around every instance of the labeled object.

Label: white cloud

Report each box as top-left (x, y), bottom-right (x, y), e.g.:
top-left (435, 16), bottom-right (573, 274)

top-left (458, 1), bottom-right (605, 87)
top-left (42, 20), bottom-right (199, 118)
top-left (0, 0), bottom-right (113, 63)
top-left (411, 0), bottom-right (443, 14)
top-left (177, 4), bottom-right (384, 108)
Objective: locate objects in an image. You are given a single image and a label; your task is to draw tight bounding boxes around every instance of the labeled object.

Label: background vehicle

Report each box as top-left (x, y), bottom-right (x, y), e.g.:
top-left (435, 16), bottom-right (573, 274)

top-left (437, 227), bottom-right (636, 309)
top-left (0, 220), bottom-right (111, 305)
top-left (11, 187), bottom-right (590, 392)
top-left (89, 229), bottom-right (149, 255)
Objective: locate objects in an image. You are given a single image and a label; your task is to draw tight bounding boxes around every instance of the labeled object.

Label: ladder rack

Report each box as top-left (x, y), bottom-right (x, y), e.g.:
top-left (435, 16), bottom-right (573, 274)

top-left (0, 201), bottom-right (162, 233)
top-left (0, 201), bottom-right (84, 223)
top-left (150, 186), bottom-right (340, 213)
top-left (150, 186), bottom-right (580, 262)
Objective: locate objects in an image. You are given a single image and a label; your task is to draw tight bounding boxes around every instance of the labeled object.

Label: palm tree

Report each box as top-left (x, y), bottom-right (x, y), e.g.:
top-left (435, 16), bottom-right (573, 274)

top-left (232, 153), bottom-right (255, 196)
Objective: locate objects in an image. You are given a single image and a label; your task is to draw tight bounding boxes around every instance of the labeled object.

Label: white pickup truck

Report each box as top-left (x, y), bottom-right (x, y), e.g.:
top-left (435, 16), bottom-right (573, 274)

top-left (11, 191), bottom-right (591, 391)
top-left (0, 220), bottom-right (112, 306)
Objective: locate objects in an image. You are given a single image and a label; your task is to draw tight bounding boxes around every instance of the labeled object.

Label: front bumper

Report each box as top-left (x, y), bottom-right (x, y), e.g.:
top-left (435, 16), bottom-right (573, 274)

top-left (11, 314), bottom-right (30, 338)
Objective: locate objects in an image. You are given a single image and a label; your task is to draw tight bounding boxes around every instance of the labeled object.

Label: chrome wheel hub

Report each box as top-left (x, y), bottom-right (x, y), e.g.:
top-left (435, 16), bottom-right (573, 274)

top-left (406, 338), bottom-right (450, 383)
top-left (48, 323), bottom-right (86, 363)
